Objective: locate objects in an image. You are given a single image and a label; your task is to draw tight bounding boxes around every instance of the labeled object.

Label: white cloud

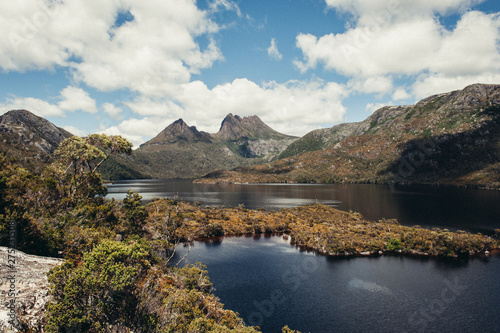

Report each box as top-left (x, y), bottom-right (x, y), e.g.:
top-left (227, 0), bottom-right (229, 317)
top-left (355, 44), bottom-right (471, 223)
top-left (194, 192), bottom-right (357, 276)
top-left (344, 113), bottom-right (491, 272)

top-left (62, 125), bottom-right (87, 137)
top-left (209, 0), bottom-right (242, 17)
top-left (366, 102), bottom-right (391, 114)
top-left (349, 76), bottom-right (393, 95)
top-left (267, 38), bottom-right (283, 61)
top-left (295, 18), bottom-right (445, 77)
top-left (325, 0), bottom-right (484, 21)
top-left (413, 72), bottom-right (500, 99)
top-left (102, 103), bottom-right (123, 120)
top-left (124, 96), bottom-right (184, 118)
top-left (191, 78), bottom-right (348, 135)
top-left (392, 87), bottom-right (411, 101)
top-left (296, 1), bottom-right (500, 100)
top-left (123, 78), bottom-right (348, 138)
top-left (69, 0), bottom-right (223, 95)
top-left (0, 86), bottom-right (98, 117)
top-left (429, 11), bottom-right (500, 75)
top-left (0, 96), bottom-right (64, 117)
top-left (0, 0), bottom-right (70, 71)
top-left (58, 86), bottom-right (97, 113)
top-left (0, 0), bottom-right (224, 97)
top-left (100, 116), bottom-right (174, 148)
top-left (100, 126), bottom-right (144, 149)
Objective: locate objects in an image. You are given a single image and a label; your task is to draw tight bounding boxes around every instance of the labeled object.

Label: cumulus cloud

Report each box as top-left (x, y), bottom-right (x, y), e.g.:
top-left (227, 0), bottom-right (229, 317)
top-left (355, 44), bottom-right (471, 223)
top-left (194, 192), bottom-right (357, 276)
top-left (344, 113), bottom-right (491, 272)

top-left (58, 86), bottom-right (97, 113)
top-left (296, 12), bottom-right (500, 78)
top-left (413, 72), bottom-right (500, 99)
top-left (102, 103), bottom-right (124, 120)
top-left (349, 76), bottom-right (393, 95)
top-left (0, 1), bottom-right (69, 71)
top-left (325, 0), bottom-right (484, 21)
top-left (392, 87), bottom-right (411, 101)
top-left (62, 125), bottom-right (87, 137)
top-left (267, 38), bottom-right (283, 61)
top-left (366, 102), bottom-right (391, 114)
top-left (0, 0), bottom-right (223, 96)
top-left (0, 86), bottom-right (98, 117)
top-left (0, 96), bottom-right (64, 117)
top-left (118, 78), bottom-right (348, 138)
top-left (209, 0), bottom-right (242, 17)
top-left (296, 1), bottom-right (500, 98)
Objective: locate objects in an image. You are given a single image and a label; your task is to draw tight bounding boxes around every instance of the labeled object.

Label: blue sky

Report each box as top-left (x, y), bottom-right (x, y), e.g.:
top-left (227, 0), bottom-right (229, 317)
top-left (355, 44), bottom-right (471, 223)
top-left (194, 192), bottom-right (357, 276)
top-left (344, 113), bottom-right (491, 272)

top-left (0, 0), bottom-right (499, 147)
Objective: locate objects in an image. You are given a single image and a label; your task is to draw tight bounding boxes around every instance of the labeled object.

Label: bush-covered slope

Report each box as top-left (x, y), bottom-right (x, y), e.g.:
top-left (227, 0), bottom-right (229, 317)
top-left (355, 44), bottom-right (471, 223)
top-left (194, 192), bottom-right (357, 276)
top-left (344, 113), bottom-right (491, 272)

top-left (198, 84), bottom-right (500, 188)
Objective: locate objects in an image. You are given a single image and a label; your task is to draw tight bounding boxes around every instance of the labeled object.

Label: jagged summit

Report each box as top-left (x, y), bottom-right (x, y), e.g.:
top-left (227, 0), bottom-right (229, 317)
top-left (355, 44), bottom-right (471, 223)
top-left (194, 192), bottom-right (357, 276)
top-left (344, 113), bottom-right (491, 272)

top-left (125, 114), bottom-right (298, 178)
top-left (159, 118), bottom-right (198, 138)
top-left (214, 113), bottom-right (295, 140)
top-left (140, 118), bottom-right (212, 147)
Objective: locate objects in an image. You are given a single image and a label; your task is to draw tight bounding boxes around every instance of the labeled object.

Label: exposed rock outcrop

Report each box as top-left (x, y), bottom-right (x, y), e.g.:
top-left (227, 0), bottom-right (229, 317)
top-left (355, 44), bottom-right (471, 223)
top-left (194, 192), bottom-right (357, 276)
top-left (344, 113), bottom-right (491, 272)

top-left (214, 113), bottom-right (295, 140)
top-left (0, 110), bottom-right (73, 172)
top-left (0, 247), bottom-right (63, 331)
top-left (0, 110), bottom-right (72, 155)
top-left (140, 118), bottom-right (212, 147)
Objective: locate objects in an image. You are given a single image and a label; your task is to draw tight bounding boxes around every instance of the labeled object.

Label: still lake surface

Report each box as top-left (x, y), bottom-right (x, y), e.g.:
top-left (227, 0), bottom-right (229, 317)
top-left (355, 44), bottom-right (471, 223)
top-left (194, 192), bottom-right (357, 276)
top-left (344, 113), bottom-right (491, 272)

top-left (106, 180), bottom-right (500, 332)
top-left (106, 179), bottom-right (500, 233)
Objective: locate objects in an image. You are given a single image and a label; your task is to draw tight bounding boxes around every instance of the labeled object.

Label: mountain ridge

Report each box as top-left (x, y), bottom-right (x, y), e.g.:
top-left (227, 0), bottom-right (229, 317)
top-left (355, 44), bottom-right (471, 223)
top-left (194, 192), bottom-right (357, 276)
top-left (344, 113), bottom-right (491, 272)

top-left (0, 110), bottom-right (73, 153)
top-left (3, 83), bottom-right (499, 186)
top-left (104, 114), bottom-right (298, 179)
top-left (197, 83), bottom-right (500, 188)
top-left (214, 113), bottom-right (295, 141)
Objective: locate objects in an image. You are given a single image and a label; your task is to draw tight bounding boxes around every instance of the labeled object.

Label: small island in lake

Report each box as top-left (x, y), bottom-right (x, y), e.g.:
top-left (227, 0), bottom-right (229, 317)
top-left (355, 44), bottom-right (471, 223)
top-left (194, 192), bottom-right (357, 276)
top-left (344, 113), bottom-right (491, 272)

top-left (147, 198), bottom-right (500, 258)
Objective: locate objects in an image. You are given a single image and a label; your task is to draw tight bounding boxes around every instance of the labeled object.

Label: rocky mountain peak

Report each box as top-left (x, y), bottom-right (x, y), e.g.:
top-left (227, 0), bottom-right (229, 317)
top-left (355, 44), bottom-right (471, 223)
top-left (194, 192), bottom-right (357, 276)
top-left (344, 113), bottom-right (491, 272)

top-left (215, 113), bottom-right (293, 140)
top-left (0, 109), bottom-right (73, 156)
top-left (140, 118), bottom-right (212, 147)
top-left (166, 118), bottom-right (195, 136)
top-left (1, 109), bottom-right (72, 147)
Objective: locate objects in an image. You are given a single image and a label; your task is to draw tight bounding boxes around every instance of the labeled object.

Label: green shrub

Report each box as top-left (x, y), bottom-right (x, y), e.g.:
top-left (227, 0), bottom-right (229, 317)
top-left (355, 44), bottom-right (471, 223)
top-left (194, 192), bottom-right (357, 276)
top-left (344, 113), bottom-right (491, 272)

top-left (386, 238), bottom-right (402, 251)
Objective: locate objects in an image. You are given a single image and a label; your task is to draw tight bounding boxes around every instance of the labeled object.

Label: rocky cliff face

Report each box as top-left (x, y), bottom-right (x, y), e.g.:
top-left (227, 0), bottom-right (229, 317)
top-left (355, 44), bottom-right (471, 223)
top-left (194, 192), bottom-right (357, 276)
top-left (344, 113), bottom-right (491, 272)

top-left (212, 113), bottom-right (297, 159)
top-left (0, 110), bottom-right (72, 154)
top-left (0, 110), bottom-right (73, 169)
top-left (214, 113), bottom-right (294, 140)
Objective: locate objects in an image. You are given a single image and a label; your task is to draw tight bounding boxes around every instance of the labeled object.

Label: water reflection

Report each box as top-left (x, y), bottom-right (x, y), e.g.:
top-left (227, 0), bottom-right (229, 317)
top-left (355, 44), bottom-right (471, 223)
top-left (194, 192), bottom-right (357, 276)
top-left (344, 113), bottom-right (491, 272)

top-left (106, 179), bottom-right (500, 233)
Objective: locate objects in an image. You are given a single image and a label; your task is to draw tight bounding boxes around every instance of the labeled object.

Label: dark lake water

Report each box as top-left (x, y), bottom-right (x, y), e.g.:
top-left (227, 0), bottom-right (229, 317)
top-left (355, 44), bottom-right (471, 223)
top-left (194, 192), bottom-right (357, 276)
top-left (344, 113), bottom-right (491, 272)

top-left (106, 180), bottom-right (500, 332)
top-left (106, 180), bottom-right (500, 234)
top-left (172, 236), bottom-right (500, 333)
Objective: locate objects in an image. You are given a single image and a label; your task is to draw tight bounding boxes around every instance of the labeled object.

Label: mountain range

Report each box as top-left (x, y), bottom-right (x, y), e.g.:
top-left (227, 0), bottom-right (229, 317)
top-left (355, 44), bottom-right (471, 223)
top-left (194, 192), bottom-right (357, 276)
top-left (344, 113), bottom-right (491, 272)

top-left (100, 113), bottom-right (298, 179)
top-left (198, 83), bottom-right (500, 188)
top-left (1, 83), bottom-right (499, 188)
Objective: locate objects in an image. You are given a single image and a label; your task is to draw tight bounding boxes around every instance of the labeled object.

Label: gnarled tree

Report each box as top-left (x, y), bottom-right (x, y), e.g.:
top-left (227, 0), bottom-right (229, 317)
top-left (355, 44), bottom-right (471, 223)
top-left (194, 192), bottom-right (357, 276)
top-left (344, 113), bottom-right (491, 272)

top-left (49, 134), bottom-right (132, 207)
